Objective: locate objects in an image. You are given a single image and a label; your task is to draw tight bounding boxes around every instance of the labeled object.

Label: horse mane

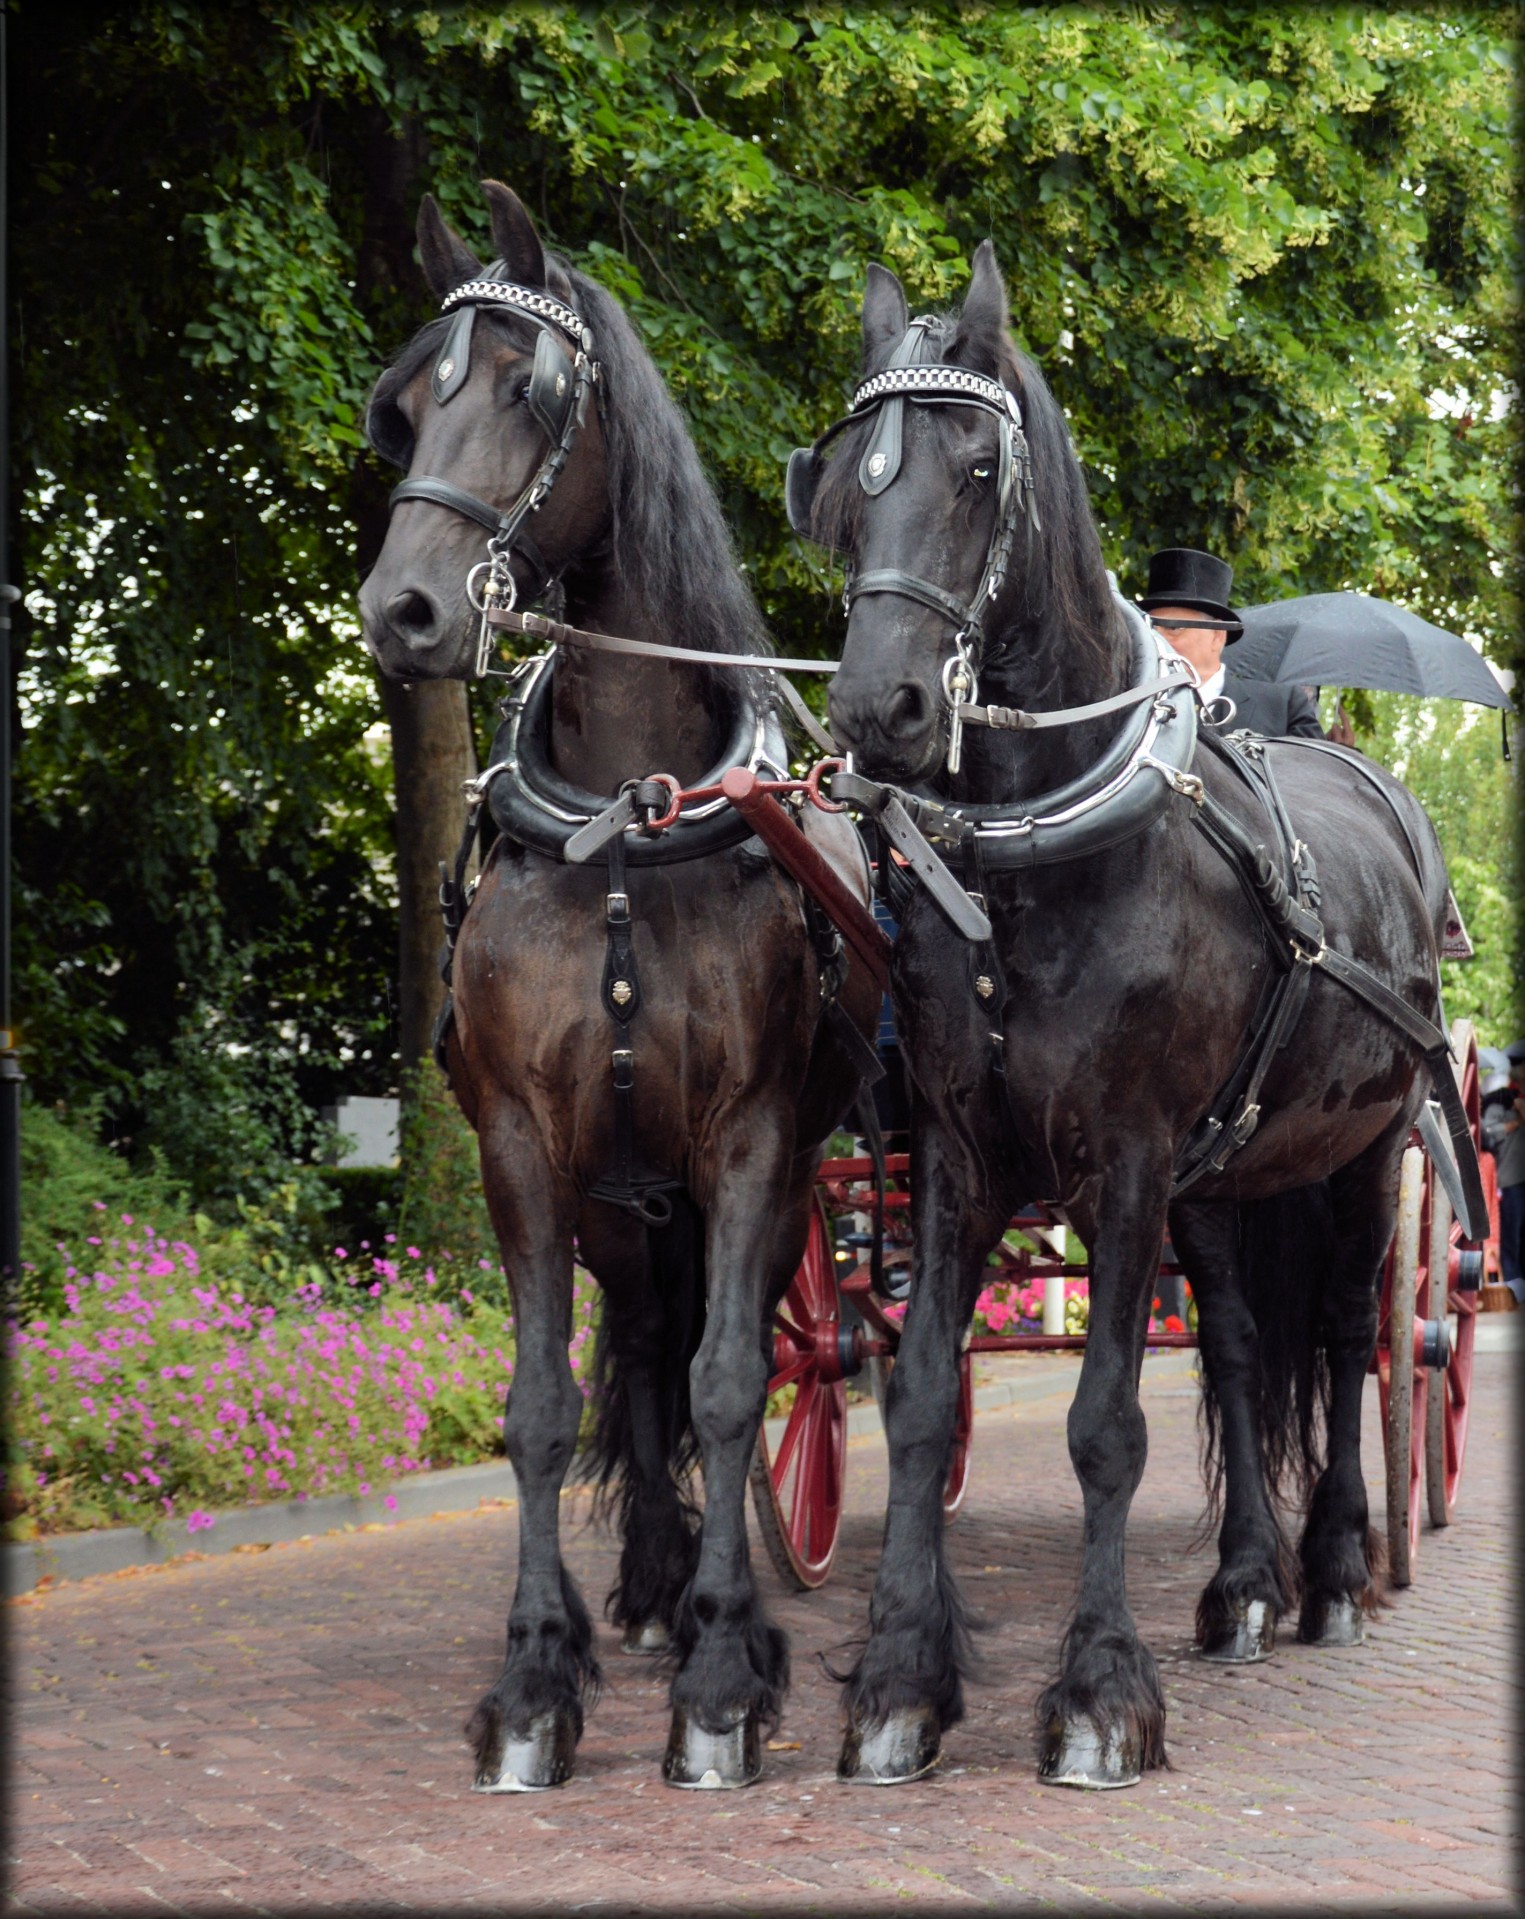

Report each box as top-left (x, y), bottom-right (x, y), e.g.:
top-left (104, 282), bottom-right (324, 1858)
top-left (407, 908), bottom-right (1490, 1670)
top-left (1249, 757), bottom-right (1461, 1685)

top-left (810, 305), bottom-right (1118, 670)
top-left (367, 261), bottom-right (772, 673)
top-left (561, 263), bottom-right (772, 664)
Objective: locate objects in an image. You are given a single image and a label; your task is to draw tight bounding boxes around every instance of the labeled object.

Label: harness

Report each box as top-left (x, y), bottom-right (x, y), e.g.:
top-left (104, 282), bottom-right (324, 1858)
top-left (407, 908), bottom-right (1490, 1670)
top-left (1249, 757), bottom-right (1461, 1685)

top-left (785, 322), bottom-right (1488, 1234)
top-left (372, 265), bottom-right (602, 676)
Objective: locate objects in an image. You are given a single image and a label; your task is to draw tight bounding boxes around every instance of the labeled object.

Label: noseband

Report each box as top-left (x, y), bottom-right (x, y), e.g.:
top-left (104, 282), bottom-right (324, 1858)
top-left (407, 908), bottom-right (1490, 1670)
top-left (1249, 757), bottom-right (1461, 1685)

top-left (786, 318), bottom-right (1041, 770)
top-left (376, 266), bottom-right (602, 676)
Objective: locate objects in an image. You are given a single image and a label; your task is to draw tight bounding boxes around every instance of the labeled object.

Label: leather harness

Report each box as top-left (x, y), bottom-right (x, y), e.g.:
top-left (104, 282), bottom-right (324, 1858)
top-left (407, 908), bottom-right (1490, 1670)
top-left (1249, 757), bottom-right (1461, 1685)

top-left (785, 322), bottom-right (1489, 1234)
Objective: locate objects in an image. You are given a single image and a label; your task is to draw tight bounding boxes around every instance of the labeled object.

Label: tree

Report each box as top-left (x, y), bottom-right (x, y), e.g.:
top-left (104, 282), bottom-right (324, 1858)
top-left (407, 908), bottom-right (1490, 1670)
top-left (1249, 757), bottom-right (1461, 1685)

top-left (11, 3), bottom-right (1515, 1178)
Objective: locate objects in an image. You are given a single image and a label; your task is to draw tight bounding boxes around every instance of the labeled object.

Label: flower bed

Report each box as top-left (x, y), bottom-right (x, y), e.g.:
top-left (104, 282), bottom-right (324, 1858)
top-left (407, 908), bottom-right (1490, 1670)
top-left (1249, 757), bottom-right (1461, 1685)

top-left (5, 1214), bottom-right (600, 1541)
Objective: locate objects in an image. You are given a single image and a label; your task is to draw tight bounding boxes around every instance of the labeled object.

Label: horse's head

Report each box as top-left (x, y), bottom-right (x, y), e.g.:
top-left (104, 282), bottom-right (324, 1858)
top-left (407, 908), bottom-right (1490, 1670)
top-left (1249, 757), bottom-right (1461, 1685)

top-left (360, 183), bottom-right (609, 680)
top-left (808, 244), bottom-right (1030, 781)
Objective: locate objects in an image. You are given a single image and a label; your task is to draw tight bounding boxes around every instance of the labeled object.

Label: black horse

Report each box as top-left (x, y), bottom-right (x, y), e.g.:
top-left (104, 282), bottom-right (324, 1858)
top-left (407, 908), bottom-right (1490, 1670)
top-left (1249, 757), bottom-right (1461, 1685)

top-left (360, 182), bottom-right (876, 1791)
top-left (804, 245), bottom-right (1458, 1786)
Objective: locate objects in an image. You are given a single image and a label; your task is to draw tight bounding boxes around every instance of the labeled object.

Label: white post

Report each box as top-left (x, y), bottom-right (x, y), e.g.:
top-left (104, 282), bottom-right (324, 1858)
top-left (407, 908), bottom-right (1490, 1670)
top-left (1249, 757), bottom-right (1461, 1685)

top-left (1042, 1273), bottom-right (1066, 1336)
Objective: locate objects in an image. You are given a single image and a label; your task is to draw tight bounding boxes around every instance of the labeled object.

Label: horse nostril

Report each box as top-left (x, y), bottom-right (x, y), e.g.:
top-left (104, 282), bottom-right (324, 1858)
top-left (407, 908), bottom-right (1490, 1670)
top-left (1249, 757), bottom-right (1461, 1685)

top-left (881, 680), bottom-right (931, 741)
top-left (387, 589), bottom-right (437, 640)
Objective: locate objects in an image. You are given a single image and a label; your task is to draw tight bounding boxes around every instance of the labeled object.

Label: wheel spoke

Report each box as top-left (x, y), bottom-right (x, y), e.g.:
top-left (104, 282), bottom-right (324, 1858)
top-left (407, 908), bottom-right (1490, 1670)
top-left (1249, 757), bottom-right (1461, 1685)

top-left (774, 1374), bottom-right (816, 1490)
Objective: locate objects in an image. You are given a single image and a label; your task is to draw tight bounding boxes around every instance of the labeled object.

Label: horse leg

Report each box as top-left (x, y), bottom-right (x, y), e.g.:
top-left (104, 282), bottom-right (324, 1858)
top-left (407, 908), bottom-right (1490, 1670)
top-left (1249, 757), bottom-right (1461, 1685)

top-left (837, 1124), bottom-right (1007, 1785)
top-left (1168, 1198), bottom-right (1294, 1663)
top-left (1037, 1155), bottom-right (1170, 1789)
top-left (579, 1202), bottom-right (704, 1656)
top-left (662, 1119), bottom-right (799, 1790)
top-left (1297, 1114), bottom-right (1408, 1645)
top-left (466, 1110), bottom-right (601, 1792)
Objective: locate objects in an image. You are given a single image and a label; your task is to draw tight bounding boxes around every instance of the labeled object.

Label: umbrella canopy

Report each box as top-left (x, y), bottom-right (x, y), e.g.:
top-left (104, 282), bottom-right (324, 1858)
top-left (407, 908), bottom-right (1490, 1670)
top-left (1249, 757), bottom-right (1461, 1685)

top-left (1230, 592), bottom-right (1513, 709)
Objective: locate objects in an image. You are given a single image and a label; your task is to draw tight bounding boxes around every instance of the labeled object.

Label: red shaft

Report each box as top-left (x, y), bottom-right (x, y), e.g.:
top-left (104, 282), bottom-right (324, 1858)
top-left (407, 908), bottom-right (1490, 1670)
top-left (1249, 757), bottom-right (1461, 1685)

top-left (720, 768), bottom-right (892, 994)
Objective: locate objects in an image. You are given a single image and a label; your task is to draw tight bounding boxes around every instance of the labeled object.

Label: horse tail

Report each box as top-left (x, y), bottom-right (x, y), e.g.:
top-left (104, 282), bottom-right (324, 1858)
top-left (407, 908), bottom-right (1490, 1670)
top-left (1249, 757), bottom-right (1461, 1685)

top-left (1198, 1181), bottom-right (1333, 1517)
top-left (585, 1193), bottom-right (706, 1632)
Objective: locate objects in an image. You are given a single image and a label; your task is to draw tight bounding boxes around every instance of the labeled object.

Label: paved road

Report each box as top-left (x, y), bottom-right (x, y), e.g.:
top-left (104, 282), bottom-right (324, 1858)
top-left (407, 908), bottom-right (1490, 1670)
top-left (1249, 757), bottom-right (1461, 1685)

top-left (7, 1352), bottom-right (1517, 1912)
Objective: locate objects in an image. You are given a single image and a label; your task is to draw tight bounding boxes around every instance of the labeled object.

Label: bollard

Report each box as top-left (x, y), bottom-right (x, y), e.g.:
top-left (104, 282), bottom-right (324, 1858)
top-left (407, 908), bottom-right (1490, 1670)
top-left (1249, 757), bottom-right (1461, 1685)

top-left (1042, 1274), bottom-right (1066, 1336)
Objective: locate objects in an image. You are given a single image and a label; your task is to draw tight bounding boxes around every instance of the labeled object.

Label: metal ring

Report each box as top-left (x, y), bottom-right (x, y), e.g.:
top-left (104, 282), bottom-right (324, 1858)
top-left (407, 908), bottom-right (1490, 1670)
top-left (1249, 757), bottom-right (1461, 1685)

top-left (1204, 694), bottom-right (1237, 727)
top-left (940, 650), bottom-right (976, 710)
top-left (805, 757), bottom-right (848, 813)
top-left (466, 562), bottom-right (517, 616)
top-left (642, 773), bottom-right (685, 833)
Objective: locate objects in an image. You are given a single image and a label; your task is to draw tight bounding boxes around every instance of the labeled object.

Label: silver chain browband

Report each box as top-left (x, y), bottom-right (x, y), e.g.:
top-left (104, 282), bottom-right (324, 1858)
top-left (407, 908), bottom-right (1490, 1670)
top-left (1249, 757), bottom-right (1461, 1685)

top-left (851, 364), bottom-right (1012, 414)
top-left (440, 279), bottom-right (589, 343)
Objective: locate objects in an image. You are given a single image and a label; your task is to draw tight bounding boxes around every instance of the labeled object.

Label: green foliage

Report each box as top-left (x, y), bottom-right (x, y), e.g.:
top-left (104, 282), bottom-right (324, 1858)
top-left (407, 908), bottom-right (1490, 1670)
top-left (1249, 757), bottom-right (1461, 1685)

top-left (12, 3), bottom-right (1515, 1146)
top-left (394, 1066), bottom-right (503, 1300)
top-left (1330, 690), bottom-right (1522, 1045)
top-left (16, 1104), bottom-right (191, 1319)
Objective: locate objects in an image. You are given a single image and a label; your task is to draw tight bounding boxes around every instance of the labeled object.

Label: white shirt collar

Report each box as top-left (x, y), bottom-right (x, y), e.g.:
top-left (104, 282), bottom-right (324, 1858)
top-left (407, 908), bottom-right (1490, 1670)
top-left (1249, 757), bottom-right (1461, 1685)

top-left (1198, 663), bottom-right (1226, 707)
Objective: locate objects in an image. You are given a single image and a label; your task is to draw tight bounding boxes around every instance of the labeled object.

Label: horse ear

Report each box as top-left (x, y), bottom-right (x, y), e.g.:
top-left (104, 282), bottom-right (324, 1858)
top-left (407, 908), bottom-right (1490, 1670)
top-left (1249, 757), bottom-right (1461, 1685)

top-left (482, 180), bottom-right (547, 289)
top-left (861, 263), bottom-right (908, 364)
top-left (416, 194), bottom-right (482, 300)
top-left (955, 240), bottom-right (1009, 357)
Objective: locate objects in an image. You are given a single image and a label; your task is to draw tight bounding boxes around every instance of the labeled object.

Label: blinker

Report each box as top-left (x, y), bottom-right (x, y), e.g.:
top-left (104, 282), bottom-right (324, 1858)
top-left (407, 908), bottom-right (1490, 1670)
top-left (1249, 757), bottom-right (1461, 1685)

top-left (527, 328), bottom-right (576, 443)
top-left (785, 446), bottom-right (823, 541)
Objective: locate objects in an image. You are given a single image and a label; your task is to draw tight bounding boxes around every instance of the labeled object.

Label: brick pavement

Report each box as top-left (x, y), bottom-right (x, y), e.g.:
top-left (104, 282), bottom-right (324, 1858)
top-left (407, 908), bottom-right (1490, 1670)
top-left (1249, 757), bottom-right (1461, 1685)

top-left (6, 1352), bottom-right (1518, 1913)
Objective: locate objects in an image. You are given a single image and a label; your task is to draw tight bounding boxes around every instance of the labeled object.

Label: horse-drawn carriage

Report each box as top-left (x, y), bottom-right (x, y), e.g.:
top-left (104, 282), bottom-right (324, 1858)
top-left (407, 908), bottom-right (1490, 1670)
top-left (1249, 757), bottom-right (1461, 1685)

top-left (361, 180), bottom-right (1501, 1796)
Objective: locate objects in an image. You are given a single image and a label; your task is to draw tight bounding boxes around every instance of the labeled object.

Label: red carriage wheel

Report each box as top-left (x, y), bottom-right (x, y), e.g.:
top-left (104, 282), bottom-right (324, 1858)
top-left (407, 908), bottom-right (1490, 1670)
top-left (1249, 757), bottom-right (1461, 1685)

top-left (749, 1195), bottom-right (848, 1590)
top-left (942, 1350), bottom-right (976, 1518)
top-left (869, 1346), bottom-right (974, 1519)
top-left (1378, 1144), bottom-right (1430, 1586)
top-left (1426, 1019), bottom-right (1489, 1526)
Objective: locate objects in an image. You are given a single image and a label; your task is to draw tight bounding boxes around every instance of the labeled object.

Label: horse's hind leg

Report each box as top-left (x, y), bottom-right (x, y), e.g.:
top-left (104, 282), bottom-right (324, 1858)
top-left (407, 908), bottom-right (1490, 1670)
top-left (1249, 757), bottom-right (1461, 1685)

top-left (662, 1119), bottom-right (801, 1790)
top-left (466, 1110), bottom-right (600, 1792)
top-left (1298, 1114), bottom-right (1409, 1645)
top-left (1168, 1198), bottom-right (1295, 1663)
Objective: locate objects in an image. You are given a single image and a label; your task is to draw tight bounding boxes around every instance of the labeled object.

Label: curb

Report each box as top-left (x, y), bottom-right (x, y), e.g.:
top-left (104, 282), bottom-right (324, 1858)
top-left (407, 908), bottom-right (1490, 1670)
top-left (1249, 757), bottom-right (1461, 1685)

top-left (8, 1331), bottom-right (1514, 1599)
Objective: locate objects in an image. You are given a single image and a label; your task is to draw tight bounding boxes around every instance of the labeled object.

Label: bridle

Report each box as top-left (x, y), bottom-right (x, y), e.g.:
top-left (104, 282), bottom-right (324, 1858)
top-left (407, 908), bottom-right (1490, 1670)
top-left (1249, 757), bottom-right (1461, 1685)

top-left (370, 264), bottom-right (603, 677)
top-left (785, 317), bottom-right (1041, 771)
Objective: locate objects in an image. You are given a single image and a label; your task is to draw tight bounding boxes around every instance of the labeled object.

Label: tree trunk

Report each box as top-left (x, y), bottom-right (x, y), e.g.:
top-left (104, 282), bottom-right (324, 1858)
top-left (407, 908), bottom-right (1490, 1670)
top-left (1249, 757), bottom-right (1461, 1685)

top-left (347, 110), bottom-right (478, 1083)
top-left (379, 676), bottom-right (476, 1076)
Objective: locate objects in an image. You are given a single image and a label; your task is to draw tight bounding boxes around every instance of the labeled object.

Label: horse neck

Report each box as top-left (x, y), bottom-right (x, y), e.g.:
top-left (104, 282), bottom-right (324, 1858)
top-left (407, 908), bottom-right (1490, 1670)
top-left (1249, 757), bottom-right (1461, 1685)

top-left (549, 567), bottom-right (731, 795)
top-left (951, 578), bottom-right (1132, 807)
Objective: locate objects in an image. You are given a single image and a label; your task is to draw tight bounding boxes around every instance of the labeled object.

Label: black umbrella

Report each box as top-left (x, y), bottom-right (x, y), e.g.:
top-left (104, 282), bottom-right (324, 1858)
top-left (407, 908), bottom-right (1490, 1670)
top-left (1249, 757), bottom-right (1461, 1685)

top-left (1229, 592), bottom-right (1513, 709)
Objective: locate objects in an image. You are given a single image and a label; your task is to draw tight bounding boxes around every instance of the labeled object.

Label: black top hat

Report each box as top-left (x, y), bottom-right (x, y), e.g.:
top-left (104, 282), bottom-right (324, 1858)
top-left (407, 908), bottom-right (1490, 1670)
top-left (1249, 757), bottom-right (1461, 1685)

top-left (1139, 548), bottom-right (1241, 633)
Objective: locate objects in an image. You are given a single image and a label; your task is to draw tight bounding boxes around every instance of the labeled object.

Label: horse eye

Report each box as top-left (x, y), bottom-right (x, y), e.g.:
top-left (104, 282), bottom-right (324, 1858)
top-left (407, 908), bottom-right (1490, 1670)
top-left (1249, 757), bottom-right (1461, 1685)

top-left (971, 464), bottom-right (992, 483)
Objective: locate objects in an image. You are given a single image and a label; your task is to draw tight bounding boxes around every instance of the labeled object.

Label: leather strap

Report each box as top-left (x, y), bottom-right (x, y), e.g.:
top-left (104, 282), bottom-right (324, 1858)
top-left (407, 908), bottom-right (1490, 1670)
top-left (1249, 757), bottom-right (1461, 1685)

top-left (488, 606), bottom-right (839, 676)
top-left (956, 674), bottom-right (1182, 734)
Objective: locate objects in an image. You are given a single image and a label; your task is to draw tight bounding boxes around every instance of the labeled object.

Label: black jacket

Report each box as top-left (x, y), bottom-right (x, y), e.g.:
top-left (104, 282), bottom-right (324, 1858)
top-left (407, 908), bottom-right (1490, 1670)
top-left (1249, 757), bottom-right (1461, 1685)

top-left (1208, 671), bottom-right (1324, 740)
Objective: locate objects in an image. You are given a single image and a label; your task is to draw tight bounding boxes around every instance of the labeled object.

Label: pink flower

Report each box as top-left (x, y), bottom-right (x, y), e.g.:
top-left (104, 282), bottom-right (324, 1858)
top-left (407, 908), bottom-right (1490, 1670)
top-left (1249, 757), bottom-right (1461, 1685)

top-left (186, 1510), bottom-right (215, 1534)
top-left (384, 1494), bottom-right (398, 1511)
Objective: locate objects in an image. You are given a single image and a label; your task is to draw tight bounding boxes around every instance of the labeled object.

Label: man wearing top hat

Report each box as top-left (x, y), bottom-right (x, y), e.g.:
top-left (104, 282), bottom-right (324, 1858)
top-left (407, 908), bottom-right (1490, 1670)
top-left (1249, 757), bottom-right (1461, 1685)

top-left (1140, 547), bottom-right (1323, 740)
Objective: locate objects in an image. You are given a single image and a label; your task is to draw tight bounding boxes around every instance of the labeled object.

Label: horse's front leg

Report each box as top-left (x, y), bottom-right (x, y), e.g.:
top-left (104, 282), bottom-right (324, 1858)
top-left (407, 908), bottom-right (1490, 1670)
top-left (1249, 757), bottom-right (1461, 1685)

top-left (837, 1117), bottom-right (1008, 1785)
top-left (662, 1113), bottom-right (801, 1790)
top-left (1037, 1150), bottom-right (1170, 1789)
top-left (466, 1101), bottom-right (601, 1792)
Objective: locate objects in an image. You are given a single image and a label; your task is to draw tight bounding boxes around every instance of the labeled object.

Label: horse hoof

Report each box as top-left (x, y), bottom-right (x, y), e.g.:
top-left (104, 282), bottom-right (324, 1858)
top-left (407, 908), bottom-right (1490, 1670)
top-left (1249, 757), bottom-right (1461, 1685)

top-left (1038, 1715), bottom-right (1141, 1790)
top-left (1200, 1598), bottom-right (1277, 1665)
top-left (837, 1710), bottom-right (941, 1785)
top-left (1300, 1593), bottom-right (1364, 1647)
top-left (472, 1710), bottom-right (577, 1793)
top-left (662, 1705), bottom-right (760, 1789)
top-left (621, 1620), bottom-right (670, 1656)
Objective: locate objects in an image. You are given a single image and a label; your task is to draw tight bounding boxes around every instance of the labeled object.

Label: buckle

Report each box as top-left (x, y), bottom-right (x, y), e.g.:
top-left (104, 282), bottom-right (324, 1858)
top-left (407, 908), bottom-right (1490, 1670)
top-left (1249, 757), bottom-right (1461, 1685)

top-left (607, 890), bottom-right (630, 924)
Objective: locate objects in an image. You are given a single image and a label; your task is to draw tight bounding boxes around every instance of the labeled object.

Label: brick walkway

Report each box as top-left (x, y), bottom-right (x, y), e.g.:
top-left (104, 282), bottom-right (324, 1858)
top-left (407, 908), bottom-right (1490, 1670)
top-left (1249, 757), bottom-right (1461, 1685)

top-left (6, 1352), bottom-right (1517, 1913)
